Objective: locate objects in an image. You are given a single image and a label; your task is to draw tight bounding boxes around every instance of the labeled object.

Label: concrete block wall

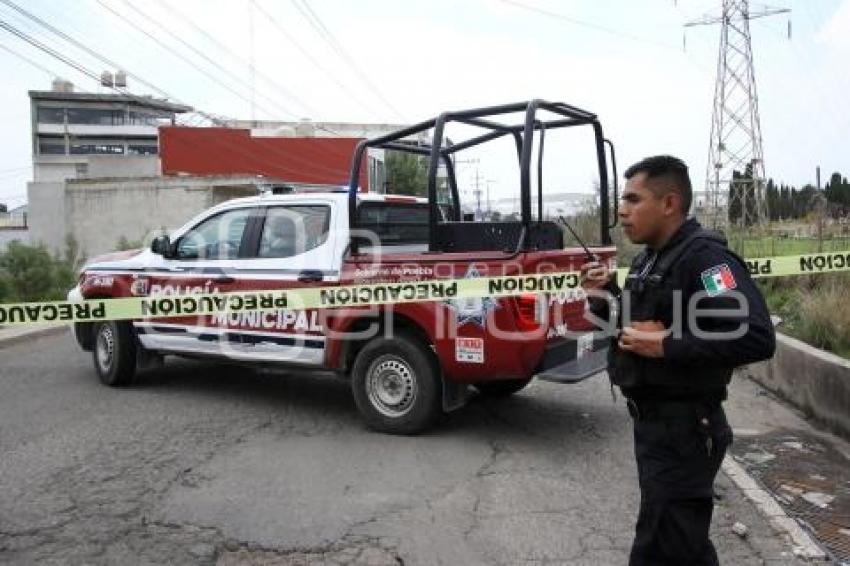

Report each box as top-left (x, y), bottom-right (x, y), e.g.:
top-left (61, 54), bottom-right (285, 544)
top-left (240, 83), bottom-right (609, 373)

top-left (747, 332), bottom-right (850, 439)
top-left (66, 181), bottom-right (213, 258)
top-left (27, 176), bottom-right (260, 259)
top-left (0, 229), bottom-right (29, 251)
top-left (27, 181), bottom-right (67, 251)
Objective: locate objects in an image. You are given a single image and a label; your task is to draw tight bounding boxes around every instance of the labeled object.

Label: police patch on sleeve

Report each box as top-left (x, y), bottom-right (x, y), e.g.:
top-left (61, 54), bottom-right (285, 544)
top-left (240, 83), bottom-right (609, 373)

top-left (701, 264), bottom-right (737, 296)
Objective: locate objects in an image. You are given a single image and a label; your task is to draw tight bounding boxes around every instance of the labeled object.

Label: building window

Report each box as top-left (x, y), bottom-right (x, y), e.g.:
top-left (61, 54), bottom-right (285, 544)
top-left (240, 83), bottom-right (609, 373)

top-left (128, 144), bottom-right (158, 155)
top-left (70, 142), bottom-right (124, 155)
top-left (38, 140), bottom-right (66, 155)
top-left (128, 111), bottom-right (169, 126)
top-left (37, 107), bottom-right (65, 124)
top-left (66, 108), bottom-right (124, 125)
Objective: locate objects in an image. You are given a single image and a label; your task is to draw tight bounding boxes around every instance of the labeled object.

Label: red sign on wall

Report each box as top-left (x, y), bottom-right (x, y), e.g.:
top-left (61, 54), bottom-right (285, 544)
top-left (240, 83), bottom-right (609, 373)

top-left (159, 127), bottom-right (368, 190)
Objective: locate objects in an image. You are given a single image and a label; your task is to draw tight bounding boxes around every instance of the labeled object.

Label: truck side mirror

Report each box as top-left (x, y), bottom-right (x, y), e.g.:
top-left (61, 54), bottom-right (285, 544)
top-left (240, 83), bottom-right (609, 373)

top-left (151, 235), bottom-right (172, 258)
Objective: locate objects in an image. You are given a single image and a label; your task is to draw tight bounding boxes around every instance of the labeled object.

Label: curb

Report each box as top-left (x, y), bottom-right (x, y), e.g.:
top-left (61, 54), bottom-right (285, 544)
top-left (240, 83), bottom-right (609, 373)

top-left (0, 324), bottom-right (68, 349)
top-left (722, 456), bottom-right (828, 561)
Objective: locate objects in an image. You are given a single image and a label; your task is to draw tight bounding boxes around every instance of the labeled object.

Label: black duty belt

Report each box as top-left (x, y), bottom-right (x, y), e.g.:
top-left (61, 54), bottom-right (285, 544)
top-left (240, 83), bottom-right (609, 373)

top-left (626, 398), bottom-right (721, 422)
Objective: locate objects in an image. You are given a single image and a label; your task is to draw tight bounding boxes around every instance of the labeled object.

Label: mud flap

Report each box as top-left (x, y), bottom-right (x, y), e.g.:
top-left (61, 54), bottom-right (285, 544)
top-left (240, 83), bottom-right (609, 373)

top-left (442, 376), bottom-right (472, 412)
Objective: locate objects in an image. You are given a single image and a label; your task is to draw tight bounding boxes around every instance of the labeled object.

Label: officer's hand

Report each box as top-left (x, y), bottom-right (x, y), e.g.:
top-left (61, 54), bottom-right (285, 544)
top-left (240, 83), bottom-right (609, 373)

top-left (580, 261), bottom-right (611, 290)
top-left (619, 321), bottom-right (667, 358)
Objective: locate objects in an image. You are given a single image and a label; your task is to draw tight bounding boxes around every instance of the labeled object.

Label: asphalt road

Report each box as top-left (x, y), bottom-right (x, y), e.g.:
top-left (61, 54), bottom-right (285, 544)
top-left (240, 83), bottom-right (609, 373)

top-left (0, 332), bottom-right (812, 565)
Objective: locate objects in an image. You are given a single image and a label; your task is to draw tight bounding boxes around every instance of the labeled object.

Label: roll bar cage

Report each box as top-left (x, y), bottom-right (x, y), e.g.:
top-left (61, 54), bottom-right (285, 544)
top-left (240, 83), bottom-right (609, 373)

top-left (347, 99), bottom-right (616, 254)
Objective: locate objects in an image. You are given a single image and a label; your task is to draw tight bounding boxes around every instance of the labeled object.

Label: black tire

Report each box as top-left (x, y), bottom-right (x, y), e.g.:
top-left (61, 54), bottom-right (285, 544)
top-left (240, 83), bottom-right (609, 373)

top-left (350, 331), bottom-right (442, 435)
top-left (92, 321), bottom-right (137, 387)
top-left (474, 377), bottom-right (533, 398)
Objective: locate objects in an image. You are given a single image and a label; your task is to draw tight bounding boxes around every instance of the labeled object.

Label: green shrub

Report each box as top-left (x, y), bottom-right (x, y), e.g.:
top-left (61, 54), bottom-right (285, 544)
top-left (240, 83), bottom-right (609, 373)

top-left (0, 236), bottom-right (82, 303)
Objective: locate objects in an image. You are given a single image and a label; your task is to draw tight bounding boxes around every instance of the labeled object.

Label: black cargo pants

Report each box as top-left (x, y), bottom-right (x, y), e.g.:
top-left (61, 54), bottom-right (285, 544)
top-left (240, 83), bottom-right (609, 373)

top-left (627, 401), bottom-right (733, 566)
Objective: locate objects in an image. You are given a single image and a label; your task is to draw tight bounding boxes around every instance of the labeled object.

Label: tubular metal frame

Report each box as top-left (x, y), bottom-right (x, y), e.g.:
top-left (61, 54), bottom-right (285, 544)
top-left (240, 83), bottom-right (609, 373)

top-left (348, 99), bottom-right (612, 253)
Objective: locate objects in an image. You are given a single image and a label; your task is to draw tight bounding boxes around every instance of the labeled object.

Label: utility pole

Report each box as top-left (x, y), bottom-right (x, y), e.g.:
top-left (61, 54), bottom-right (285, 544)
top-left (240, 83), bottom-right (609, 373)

top-left (248, 0), bottom-right (257, 123)
top-left (454, 158), bottom-right (480, 218)
top-left (686, 1), bottom-right (790, 230)
top-left (472, 167), bottom-right (483, 220)
top-left (816, 165), bottom-right (824, 253)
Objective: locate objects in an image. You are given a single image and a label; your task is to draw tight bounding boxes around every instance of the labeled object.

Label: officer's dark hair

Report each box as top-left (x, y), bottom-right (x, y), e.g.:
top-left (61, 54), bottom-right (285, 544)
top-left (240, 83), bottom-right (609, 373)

top-left (624, 155), bottom-right (692, 216)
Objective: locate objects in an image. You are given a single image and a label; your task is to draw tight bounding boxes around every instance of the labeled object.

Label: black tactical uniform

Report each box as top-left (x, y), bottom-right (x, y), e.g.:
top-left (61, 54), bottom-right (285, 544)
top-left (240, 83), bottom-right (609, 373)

top-left (596, 218), bottom-right (775, 565)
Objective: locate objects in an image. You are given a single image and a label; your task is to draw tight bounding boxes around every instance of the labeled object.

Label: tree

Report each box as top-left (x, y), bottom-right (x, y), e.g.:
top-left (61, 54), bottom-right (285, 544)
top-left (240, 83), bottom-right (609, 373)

top-left (0, 203), bottom-right (7, 213)
top-left (385, 151), bottom-right (428, 197)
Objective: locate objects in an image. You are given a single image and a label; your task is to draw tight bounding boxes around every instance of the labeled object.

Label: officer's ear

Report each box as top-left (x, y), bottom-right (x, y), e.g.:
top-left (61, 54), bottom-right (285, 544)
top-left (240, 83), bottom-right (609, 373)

top-left (660, 190), bottom-right (684, 217)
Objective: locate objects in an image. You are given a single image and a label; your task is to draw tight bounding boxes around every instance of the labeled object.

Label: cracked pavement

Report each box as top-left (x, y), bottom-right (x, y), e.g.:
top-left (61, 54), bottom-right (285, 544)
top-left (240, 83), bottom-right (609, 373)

top-left (0, 333), bottom-right (817, 564)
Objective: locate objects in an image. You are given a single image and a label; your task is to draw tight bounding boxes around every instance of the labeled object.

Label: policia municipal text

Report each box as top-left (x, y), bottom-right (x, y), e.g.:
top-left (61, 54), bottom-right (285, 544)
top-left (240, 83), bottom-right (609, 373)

top-left (581, 156), bottom-right (775, 565)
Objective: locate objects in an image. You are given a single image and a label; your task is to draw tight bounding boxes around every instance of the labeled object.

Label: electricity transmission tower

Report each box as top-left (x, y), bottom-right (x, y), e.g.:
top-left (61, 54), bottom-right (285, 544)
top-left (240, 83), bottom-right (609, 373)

top-left (686, 1), bottom-right (789, 229)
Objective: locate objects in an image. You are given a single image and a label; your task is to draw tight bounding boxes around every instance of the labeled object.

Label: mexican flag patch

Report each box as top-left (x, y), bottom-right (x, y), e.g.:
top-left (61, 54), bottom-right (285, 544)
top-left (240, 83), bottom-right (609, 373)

top-left (701, 264), bottom-right (737, 296)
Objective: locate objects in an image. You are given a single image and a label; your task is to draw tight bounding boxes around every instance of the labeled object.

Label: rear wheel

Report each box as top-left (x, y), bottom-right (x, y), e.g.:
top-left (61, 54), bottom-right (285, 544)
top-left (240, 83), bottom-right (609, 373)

top-left (474, 377), bottom-right (533, 398)
top-left (93, 321), bottom-right (137, 386)
top-left (351, 331), bottom-right (442, 435)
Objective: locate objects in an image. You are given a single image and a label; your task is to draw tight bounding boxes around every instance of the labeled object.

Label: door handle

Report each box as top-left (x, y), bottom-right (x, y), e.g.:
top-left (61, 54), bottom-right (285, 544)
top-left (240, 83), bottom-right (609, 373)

top-left (298, 270), bottom-right (324, 283)
top-left (213, 276), bottom-right (236, 284)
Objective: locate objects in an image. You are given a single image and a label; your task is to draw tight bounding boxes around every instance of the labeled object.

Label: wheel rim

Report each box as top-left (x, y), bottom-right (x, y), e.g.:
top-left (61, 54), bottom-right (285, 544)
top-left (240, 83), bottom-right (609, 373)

top-left (365, 355), bottom-right (417, 418)
top-left (96, 325), bottom-right (115, 373)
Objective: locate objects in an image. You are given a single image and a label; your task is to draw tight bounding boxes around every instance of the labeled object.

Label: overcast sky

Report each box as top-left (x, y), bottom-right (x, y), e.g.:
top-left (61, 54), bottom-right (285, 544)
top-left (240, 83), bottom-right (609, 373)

top-left (0, 0), bottom-right (847, 209)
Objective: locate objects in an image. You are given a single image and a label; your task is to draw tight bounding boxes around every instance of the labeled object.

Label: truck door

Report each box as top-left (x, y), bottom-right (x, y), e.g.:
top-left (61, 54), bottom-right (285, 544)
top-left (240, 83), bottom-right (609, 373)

top-left (136, 205), bottom-right (258, 355)
top-left (212, 203), bottom-right (337, 366)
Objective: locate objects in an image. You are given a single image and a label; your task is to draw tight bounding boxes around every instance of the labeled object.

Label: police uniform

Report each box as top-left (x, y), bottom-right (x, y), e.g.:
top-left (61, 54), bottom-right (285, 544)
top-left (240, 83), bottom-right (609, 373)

top-left (599, 218), bottom-right (775, 565)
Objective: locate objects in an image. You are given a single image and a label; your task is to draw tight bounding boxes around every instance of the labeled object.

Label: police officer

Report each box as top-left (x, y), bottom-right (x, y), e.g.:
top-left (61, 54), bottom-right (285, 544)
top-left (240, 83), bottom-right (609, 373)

top-left (581, 155), bottom-right (775, 565)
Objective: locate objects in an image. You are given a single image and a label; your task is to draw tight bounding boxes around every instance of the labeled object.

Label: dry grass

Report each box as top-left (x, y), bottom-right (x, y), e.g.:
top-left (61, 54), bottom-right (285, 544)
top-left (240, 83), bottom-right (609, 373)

top-left (761, 273), bottom-right (850, 359)
top-left (795, 277), bottom-right (850, 358)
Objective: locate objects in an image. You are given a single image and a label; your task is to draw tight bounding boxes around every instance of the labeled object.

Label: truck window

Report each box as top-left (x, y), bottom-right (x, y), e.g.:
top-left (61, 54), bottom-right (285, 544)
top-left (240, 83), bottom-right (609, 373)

top-left (258, 205), bottom-right (331, 258)
top-left (176, 208), bottom-right (253, 260)
top-left (356, 202), bottom-right (429, 246)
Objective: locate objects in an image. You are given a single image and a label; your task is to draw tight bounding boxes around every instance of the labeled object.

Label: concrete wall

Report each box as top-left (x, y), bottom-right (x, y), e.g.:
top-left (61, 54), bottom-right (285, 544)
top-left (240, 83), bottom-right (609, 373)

top-left (63, 177), bottom-right (258, 258)
top-left (27, 181), bottom-right (67, 251)
top-left (86, 155), bottom-right (158, 178)
top-left (34, 159), bottom-right (78, 183)
top-left (34, 155), bottom-right (159, 183)
top-left (747, 332), bottom-right (850, 439)
top-left (0, 228), bottom-right (29, 251)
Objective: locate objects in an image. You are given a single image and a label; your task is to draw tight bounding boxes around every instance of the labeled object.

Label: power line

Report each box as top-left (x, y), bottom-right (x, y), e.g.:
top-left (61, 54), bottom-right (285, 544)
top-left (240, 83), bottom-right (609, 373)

top-left (117, 0), bottom-right (318, 121)
top-left (498, 0), bottom-right (677, 50)
top-left (94, 0), bottom-right (277, 120)
top-left (289, 0), bottom-right (407, 122)
top-left (0, 20), bottom-right (348, 180)
top-left (0, 7), bottom-right (373, 184)
top-left (0, 0), bottom-right (229, 125)
top-left (0, 40), bottom-right (62, 78)
top-left (249, 0), bottom-right (386, 121)
top-left (0, 0), bottom-right (173, 101)
top-left (95, 0), bottom-right (352, 148)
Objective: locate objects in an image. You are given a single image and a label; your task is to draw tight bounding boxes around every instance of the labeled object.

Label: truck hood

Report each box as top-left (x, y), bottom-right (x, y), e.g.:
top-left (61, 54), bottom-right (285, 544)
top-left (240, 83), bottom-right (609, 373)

top-left (83, 248), bottom-right (152, 271)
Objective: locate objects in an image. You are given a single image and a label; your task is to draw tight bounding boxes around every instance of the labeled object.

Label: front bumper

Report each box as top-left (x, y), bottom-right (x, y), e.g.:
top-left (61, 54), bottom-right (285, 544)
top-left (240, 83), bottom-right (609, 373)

top-left (67, 285), bottom-right (93, 351)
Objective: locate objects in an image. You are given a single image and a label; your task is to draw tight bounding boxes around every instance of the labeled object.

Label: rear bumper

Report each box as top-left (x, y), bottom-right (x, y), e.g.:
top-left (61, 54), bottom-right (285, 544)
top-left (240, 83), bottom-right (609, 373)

top-left (535, 334), bottom-right (610, 384)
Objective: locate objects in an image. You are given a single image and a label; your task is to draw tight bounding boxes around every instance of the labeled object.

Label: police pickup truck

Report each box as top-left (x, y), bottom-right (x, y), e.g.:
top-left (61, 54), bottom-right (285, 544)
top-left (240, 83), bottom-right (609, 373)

top-left (69, 100), bottom-right (618, 434)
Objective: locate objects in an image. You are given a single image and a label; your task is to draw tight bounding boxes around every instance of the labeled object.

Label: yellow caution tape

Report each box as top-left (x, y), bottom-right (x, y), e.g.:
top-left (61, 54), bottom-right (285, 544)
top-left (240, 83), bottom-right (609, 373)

top-left (0, 250), bottom-right (848, 327)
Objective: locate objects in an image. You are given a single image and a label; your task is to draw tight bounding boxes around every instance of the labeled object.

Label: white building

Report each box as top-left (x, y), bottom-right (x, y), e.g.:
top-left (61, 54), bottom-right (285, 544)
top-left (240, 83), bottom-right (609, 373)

top-left (30, 79), bottom-right (191, 183)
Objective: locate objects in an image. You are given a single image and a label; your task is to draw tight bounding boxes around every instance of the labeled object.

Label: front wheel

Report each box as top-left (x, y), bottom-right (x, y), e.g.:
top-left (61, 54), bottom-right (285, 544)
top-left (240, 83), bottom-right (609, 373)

top-left (93, 321), bottom-right (137, 386)
top-left (351, 331), bottom-right (442, 435)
